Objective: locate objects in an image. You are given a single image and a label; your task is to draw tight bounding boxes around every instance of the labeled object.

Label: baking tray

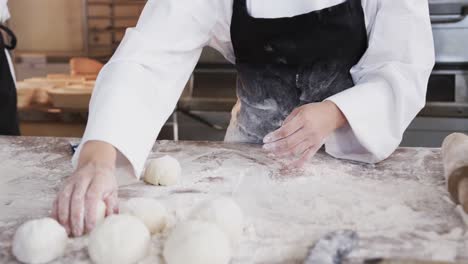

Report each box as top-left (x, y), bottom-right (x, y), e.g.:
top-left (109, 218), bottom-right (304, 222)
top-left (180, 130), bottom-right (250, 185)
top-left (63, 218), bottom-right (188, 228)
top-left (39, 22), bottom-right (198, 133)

top-left (47, 87), bottom-right (92, 110)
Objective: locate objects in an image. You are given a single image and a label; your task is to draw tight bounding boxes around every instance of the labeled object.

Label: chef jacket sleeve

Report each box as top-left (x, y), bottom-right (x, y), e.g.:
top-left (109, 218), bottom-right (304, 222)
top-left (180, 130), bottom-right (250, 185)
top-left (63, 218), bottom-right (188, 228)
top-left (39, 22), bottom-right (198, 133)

top-left (72, 0), bottom-right (219, 177)
top-left (1, 0), bottom-right (14, 82)
top-left (325, 0), bottom-right (435, 163)
top-left (0, 0), bottom-right (9, 23)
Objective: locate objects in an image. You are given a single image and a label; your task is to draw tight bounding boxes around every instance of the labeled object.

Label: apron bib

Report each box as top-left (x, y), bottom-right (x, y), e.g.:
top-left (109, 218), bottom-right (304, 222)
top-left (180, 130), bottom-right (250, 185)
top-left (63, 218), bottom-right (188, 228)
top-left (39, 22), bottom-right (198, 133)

top-left (225, 0), bottom-right (368, 143)
top-left (0, 25), bottom-right (19, 135)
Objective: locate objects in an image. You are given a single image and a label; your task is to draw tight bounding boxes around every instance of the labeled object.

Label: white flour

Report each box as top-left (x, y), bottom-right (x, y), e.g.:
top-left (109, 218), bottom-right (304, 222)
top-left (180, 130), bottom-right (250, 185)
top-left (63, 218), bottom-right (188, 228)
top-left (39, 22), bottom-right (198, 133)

top-left (0, 139), bottom-right (467, 263)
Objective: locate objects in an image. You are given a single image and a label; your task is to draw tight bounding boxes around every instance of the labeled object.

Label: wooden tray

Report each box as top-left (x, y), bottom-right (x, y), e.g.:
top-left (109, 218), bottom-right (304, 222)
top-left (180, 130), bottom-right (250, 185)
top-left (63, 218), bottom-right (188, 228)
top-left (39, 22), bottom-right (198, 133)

top-left (24, 78), bottom-right (69, 88)
top-left (47, 87), bottom-right (92, 109)
top-left (73, 74), bottom-right (98, 81)
top-left (16, 82), bottom-right (37, 108)
top-left (70, 57), bottom-right (103, 76)
top-left (17, 81), bottom-right (55, 105)
top-left (83, 81), bottom-right (96, 88)
top-left (47, 74), bottom-right (86, 82)
top-left (27, 76), bottom-right (86, 86)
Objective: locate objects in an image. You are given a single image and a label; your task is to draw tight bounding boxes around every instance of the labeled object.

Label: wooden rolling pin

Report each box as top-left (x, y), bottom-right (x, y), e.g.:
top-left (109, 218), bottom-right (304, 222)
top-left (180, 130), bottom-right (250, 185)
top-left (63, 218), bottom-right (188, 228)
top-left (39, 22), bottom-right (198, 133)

top-left (442, 133), bottom-right (468, 213)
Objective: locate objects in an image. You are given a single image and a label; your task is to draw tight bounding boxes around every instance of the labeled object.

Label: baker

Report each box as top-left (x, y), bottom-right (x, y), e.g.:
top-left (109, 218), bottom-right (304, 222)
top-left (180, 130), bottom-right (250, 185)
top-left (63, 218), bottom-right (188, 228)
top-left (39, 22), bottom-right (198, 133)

top-left (53, 0), bottom-right (436, 237)
top-left (0, 0), bottom-right (19, 136)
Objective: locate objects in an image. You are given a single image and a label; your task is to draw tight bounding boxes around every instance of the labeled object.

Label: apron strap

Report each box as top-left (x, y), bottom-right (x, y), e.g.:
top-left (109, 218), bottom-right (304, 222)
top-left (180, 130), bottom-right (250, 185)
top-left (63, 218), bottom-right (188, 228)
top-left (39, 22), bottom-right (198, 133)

top-left (0, 25), bottom-right (17, 50)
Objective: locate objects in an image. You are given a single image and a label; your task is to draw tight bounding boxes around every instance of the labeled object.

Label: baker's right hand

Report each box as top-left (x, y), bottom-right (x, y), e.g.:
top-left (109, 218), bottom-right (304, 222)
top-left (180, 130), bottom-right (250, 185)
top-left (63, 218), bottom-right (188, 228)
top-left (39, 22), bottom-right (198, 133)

top-left (52, 141), bottom-right (119, 237)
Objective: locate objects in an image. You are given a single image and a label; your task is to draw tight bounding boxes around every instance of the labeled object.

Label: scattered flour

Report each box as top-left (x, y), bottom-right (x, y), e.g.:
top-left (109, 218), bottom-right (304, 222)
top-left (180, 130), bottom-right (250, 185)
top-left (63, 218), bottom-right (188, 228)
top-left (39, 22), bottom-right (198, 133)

top-left (0, 139), bottom-right (467, 263)
top-left (456, 206), bottom-right (468, 226)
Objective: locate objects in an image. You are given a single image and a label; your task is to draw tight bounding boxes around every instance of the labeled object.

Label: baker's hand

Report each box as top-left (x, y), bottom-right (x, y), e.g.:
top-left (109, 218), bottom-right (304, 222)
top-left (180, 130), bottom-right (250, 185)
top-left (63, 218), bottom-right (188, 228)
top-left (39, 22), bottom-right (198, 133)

top-left (51, 141), bottom-right (119, 237)
top-left (263, 101), bottom-right (347, 168)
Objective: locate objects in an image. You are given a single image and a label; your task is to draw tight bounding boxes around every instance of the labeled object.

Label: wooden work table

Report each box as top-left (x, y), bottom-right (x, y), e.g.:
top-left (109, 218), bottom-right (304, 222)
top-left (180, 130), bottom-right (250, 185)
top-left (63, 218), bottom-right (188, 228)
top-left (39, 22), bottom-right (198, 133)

top-left (0, 137), bottom-right (467, 263)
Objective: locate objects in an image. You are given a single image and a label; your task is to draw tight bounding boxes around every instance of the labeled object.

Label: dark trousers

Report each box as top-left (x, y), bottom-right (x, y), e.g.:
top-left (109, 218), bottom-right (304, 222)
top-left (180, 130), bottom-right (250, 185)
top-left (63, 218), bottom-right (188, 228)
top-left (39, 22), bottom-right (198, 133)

top-left (0, 25), bottom-right (19, 135)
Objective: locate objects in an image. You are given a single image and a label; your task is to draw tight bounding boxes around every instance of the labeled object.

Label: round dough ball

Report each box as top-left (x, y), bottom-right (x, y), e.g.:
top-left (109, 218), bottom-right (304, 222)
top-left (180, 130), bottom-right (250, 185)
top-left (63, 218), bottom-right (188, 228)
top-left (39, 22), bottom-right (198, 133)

top-left (88, 215), bottom-right (150, 264)
top-left (95, 200), bottom-right (107, 225)
top-left (119, 197), bottom-right (168, 234)
top-left (144, 155), bottom-right (181, 186)
top-left (189, 197), bottom-right (244, 245)
top-left (163, 221), bottom-right (231, 264)
top-left (12, 218), bottom-right (68, 264)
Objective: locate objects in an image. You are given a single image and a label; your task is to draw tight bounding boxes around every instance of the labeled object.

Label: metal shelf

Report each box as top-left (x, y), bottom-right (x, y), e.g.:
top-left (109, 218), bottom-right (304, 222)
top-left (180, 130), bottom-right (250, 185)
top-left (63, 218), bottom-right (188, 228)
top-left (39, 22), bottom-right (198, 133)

top-left (82, 0), bottom-right (146, 60)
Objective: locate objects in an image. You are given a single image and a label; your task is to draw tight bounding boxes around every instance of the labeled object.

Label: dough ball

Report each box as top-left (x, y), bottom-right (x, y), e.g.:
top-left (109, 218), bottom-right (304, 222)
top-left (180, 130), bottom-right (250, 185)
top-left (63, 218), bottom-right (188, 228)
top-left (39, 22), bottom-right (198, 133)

top-left (189, 197), bottom-right (244, 245)
top-left (95, 200), bottom-right (107, 224)
top-left (144, 155), bottom-right (181, 186)
top-left (88, 215), bottom-right (150, 264)
top-left (119, 197), bottom-right (168, 234)
top-left (163, 221), bottom-right (231, 264)
top-left (12, 218), bottom-right (68, 264)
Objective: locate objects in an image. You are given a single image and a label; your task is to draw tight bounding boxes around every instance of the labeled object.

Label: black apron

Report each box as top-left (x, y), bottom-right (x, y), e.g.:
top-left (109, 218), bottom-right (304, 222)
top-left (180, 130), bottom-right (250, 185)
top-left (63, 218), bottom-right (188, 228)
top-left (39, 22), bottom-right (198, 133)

top-left (0, 25), bottom-right (19, 135)
top-left (225, 0), bottom-right (368, 143)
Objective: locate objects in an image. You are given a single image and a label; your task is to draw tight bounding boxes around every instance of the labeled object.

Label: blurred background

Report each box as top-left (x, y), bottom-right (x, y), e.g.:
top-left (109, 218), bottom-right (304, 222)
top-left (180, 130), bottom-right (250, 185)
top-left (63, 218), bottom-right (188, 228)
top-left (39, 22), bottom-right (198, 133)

top-left (5, 0), bottom-right (468, 146)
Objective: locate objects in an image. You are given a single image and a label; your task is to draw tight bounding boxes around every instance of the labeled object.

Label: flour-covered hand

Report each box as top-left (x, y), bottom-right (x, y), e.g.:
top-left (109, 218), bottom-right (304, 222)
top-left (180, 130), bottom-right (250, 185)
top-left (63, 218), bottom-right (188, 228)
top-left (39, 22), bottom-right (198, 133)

top-left (51, 141), bottom-right (119, 237)
top-left (263, 101), bottom-right (346, 168)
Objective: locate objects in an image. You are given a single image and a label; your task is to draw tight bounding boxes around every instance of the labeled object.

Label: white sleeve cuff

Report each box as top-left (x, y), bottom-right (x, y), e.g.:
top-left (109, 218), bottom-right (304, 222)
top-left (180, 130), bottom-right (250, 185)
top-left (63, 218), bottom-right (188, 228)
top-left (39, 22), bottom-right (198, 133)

top-left (324, 80), bottom-right (401, 164)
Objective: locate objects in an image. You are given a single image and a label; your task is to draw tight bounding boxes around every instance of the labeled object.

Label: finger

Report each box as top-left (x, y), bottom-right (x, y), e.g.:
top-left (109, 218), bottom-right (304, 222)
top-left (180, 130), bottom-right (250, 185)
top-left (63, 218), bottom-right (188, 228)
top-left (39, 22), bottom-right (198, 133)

top-left (84, 198), bottom-right (99, 234)
top-left (104, 191), bottom-right (119, 216)
top-left (283, 108), bottom-right (302, 125)
top-left (84, 181), bottom-right (105, 234)
top-left (288, 144), bottom-right (321, 168)
top-left (57, 184), bottom-right (74, 235)
top-left (51, 198), bottom-right (58, 220)
top-left (70, 177), bottom-right (92, 237)
top-left (264, 129), bottom-right (308, 156)
top-left (293, 146), bottom-right (318, 168)
top-left (291, 138), bottom-right (317, 157)
top-left (264, 115), bottom-right (303, 144)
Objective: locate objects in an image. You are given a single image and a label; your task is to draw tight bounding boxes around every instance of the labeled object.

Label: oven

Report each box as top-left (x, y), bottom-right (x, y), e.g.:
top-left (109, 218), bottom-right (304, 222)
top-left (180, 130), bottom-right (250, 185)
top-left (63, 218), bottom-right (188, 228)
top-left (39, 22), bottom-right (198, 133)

top-left (402, 0), bottom-right (468, 147)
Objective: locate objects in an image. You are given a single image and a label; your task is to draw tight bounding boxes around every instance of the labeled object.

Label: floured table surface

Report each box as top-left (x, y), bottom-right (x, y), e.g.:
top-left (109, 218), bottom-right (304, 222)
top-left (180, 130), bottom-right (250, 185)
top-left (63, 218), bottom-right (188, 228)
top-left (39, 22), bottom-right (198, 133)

top-left (0, 136), bottom-right (467, 264)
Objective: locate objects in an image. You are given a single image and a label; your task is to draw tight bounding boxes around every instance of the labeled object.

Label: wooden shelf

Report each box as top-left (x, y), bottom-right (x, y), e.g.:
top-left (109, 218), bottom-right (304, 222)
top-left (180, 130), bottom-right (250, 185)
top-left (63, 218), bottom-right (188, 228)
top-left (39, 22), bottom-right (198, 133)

top-left (88, 15), bottom-right (138, 20)
top-left (83, 0), bottom-right (146, 59)
top-left (88, 26), bottom-right (128, 33)
top-left (87, 1), bottom-right (146, 6)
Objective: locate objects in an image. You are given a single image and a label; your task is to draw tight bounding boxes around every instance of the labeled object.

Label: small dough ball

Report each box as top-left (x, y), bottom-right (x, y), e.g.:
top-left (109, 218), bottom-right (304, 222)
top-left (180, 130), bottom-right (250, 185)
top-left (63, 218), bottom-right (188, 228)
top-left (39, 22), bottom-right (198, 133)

top-left (12, 218), bottom-right (68, 264)
top-left (119, 197), bottom-right (168, 234)
top-left (163, 221), bottom-right (231, 264)
top-left (95, 200), bottom-right (107, 224)
top-left (189, 197), bottom-right (244, 245)
top-left (144, 155), bottom-right (181, 186)
top-left (88, 215), bottom-right (150, 264)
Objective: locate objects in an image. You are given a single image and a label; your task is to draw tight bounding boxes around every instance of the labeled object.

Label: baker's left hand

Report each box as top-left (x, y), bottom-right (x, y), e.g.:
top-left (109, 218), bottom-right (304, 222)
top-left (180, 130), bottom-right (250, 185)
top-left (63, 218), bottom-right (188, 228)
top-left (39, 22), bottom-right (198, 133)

top-left (263, 101), bottom-right (347, 168)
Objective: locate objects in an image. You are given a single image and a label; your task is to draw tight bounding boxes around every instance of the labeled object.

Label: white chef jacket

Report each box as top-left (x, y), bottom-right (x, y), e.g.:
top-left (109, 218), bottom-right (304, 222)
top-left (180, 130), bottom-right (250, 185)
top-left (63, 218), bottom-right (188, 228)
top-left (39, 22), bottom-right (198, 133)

top-left (74, 0), bottom-right (435, 177)
top-left (0, 0), bottom-right (15, 82)
top-left (0, 0), bottom-right (9, 23)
